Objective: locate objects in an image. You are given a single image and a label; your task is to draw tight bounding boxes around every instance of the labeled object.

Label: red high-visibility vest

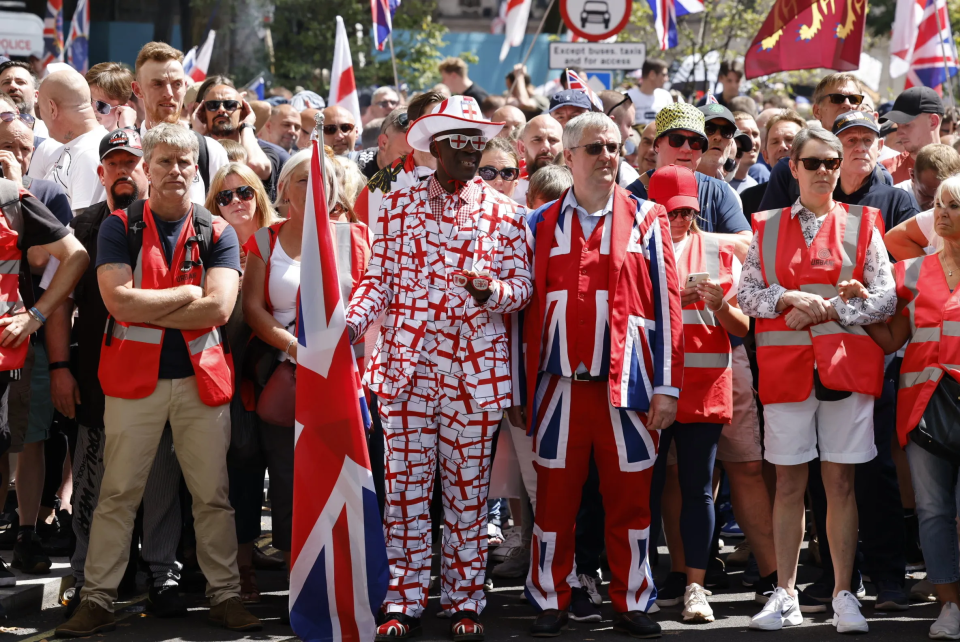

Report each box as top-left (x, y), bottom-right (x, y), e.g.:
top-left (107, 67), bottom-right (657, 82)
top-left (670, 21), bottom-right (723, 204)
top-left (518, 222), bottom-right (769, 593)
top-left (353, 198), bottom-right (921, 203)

top-left (675, 232), bottom-right (735, 424)
top-left (0, 189), bottom-right (27, 371)
top-left (98, 202), bottom-right (234, 406)
top-left (753, 202), bottom-right (883, 404)
top-left (894, 255), bottom-right (960, 446)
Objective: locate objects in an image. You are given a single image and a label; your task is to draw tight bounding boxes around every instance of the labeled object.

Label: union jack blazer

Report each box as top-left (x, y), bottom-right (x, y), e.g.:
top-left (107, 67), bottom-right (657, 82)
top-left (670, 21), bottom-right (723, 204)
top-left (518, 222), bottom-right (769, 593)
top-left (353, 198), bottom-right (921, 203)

top-left (345, 176), bottom-right (533, 409)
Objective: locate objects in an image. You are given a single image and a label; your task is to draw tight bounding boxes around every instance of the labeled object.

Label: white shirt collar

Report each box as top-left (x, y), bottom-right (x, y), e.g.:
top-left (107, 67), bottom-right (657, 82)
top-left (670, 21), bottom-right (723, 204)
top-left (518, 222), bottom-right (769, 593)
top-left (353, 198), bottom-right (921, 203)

top-left (562, 188), bottom-right (614, 218)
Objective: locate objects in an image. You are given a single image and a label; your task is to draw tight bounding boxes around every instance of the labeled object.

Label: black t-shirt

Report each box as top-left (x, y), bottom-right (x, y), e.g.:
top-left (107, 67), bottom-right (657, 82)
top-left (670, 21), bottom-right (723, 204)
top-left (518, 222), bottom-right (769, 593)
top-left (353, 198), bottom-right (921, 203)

top-left (462, 82), bottom-right (490, 105)
top-left (257, 139), bottom-right (289, 203)
top-left (741, 182), bottom-right (768, 222)
top-left (18, 192), bottom-right (70, 249)
top-left (96, 206), bottom-right (241, 379)
top-left (833, 166), bottom-right (920, 232)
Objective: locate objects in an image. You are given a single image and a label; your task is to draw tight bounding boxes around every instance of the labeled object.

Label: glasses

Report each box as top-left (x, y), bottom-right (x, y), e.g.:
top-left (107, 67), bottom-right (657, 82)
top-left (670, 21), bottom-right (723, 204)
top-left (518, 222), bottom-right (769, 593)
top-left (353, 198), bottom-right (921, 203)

top-left (93, 100), bottom-right (118, 115)
top-left (704, 121), bottom-right (736, 139)
top-left (215, 185), bottom-right (256, 208)
top-left (665, 132), bottom-right (708, 151)
top-left (322, 123), bottom-right (355, 135)
top-left (0, 111), bottom-right (35, 128)
top-left (478, 166), bottom-right (520, 181)
top-left (204, 100), bottom-right (241, 112)
top-left (396, 113), bottom-right (409, 129)
top-left (797, 157), bottom-right (842, 171)
top-left (434, 134), bottom-right (488, 151)
top-left (822, 93), bottom-right (864, 106)
top-left (570, 142), bottom-right (619, 156)
top-left (668, 208), bottom-right (698, 220)
top-left (180, 236), bottom-right (203, 273)
top-left (376, 99), bottom-right (399, 109)
top-left (452, 271), bottom-right (491, 290)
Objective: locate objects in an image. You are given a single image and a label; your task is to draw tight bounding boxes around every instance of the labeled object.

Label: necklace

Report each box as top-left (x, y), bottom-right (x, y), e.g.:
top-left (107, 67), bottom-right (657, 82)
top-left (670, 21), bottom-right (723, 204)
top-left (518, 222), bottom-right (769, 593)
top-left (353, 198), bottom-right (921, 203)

top-left (943, 252), bottom-right (957, 277)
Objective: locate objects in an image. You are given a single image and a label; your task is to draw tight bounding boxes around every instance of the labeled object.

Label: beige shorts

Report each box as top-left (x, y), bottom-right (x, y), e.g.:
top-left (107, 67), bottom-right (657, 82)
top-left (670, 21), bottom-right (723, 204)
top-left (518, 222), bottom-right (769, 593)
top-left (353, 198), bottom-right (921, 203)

top-left (717, 344), bottom-right (762, 463)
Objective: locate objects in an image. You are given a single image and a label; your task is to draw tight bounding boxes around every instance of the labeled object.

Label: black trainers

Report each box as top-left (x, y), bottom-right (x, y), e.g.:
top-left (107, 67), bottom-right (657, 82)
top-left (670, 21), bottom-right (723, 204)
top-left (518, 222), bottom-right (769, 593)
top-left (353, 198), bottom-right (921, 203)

top-left (569, 587), bottom-right (601, 622)
top-left (875, 580), bottom-right (910, 611)
top-left (704, 556), bottom-right (729, 591)
top-left (12, 531), bottom-right (51, 574)
top-left (753, 571), bottom-right (778, 604)
top-left (798, 578), bottom-right (831, 613)
top-left (741, 555), bottom-right (760, 588)
top-left (654, 572), bottom-right (686, 607)
top-left (147, 583), bottom-right (187, 618)
top-left (530, 609), bottom-right (568, 637)
top-left (0, 556), bottom-right (14, 587)
top-left (0, 513), bottom-right (18, 551)
top-left (612, 611), bottom-right (661, 638)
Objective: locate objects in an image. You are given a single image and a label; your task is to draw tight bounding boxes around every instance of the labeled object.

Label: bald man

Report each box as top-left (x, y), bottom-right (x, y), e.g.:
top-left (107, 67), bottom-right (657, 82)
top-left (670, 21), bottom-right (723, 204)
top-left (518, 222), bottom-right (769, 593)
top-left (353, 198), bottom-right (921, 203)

top-left (514, 114), bottom-right (564, 205)
top-left (260, 104), bottom-right (301, 152)
top-left (298, 108), bottom-right (320, 150)
top-left (32, 70), bottom-right (107, 209)
top-left (492, 105), bottom-right (525, 140)
top-left (322, 105), bottom-right (359, 155)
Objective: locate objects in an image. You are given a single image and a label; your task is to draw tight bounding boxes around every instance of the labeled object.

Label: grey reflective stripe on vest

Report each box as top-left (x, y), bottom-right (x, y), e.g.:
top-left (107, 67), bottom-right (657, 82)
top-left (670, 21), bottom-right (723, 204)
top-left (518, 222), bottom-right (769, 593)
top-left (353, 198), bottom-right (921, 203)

top-left (838, 204), bottom-right (866, 284)
top-left (808, 320), bottom-right (869, 338)
top-left (900, 365), bottom-right (944, 389)
top-left (699, 233), bottom-right (722, 281)
top-left (684, 352), bottom-right (731, 368)
top-left (755, 330), bottom-right (813, 347)
top-left (913, 327), bottom-right (941, 343)
top-left (800, 282), bottom-right (838, 298)
top-left (0, 259), bottom-right (20, 275)
top-left (0, 300), bottom-right (23, 316)
top-left (944, 321), bottom-right (960, 337)
top-left (682, 308), bottom-right (717, 326)
top-left (254, 226), bottom-right (273, 264)
top-left (188, 327), bottom-right (223, 355)
top-left (107, 322), bottom-right (163, 345)
top-left (760, 208), bottom-right (782, 286)
top-left (334, 222), bottom-right (354, 303)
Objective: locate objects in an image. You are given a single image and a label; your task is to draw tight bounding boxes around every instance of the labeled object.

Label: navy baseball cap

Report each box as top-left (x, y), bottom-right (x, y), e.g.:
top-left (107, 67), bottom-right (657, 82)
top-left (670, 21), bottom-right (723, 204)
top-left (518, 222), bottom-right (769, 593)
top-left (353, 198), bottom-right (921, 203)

top-left (832, 110), bottom-right (880, 136)
top-left (549, 89), bottom-right (593, 113)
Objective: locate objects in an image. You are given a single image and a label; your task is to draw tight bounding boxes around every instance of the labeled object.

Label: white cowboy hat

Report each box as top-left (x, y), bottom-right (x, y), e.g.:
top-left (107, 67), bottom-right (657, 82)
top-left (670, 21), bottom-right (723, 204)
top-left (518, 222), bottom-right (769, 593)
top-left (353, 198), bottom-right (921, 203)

top-left (406, 95), bottom-right (504, 153)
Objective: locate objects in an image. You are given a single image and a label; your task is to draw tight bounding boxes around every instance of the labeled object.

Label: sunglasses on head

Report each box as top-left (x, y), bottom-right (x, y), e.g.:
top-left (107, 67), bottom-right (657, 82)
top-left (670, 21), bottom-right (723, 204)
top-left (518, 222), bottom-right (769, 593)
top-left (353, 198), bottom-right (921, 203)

top-left (0, 111), bottom-right (35, 128)
top-left (668, 208), bottom-right (698, 220)
top-left (323, 123), bottom-right (355, 135)
top-left (204, 100), bottom-right (241, 112)
top-left (478, 166), bottom-right (520, 181)
top-left (180, 235), bottom-right (204, 273)
top-left (704, 121), bottom-right (736, 139)
top-left (215, 185), bottom-right (256, 207)
top-left (570, 142), bottom-right (620, 156)
top-left (797, 157), bottom-right (842, 171)
top-left (822, 93), bottom-right (864, 106)
top-left (434, 134), bottom-right (488, 151)
top-left (664, 132), bottom-right (708, 151)
top-left (93, 100), bottom-right (118, 115)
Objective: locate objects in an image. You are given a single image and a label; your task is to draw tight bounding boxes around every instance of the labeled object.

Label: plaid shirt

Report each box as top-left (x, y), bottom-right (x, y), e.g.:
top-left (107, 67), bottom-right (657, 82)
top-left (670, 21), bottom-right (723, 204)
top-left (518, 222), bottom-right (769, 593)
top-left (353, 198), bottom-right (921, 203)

top-left (427, 175), bottom-right (485, 228)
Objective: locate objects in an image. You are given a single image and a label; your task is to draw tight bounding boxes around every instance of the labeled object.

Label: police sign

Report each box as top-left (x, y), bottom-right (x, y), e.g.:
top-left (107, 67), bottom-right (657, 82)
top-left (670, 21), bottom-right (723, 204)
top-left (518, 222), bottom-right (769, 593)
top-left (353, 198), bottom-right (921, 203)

top-left (549, 42), bottom-right (646, 70)
top-left (559, 0), bottom-right (632, 41)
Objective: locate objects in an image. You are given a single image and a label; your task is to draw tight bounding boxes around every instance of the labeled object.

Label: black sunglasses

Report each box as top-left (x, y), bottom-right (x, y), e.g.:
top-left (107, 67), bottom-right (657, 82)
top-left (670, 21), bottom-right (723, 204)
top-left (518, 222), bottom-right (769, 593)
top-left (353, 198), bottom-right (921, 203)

top-left (665, 132), bottom-right (707, 151)
top-left (204, 100), bottom-right (241, 112)
top-left (797, 157), bottom-right (842, 171)
top-left (570, 142), bottom-right (619, 156)
top-left (704, 121), bottom-right (736, 139)
top-left (478, 166), bottom-right (520, 181)
top-left (215, 185), bottom-right (256, 208)
top-left (322, 123), bottom-right (355, 135)
top-left (605, 93), bottom-right (631, 116)
top-left (93, 99), bottom-right (118, 115)
top-left (180, 236), bottom-right (204, 273)
top-left (823, 93), bottom-right (864, 106)
top-left (668, 209), bottom-right (698, 220)
top-left (0, 111), bottom-right (35, 128)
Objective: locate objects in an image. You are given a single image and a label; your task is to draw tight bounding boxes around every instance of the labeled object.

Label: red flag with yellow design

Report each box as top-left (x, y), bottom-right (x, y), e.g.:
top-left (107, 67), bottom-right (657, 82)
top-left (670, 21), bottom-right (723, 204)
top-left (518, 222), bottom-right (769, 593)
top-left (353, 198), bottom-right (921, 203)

top-left (744, 0), bottom-right (867, 79)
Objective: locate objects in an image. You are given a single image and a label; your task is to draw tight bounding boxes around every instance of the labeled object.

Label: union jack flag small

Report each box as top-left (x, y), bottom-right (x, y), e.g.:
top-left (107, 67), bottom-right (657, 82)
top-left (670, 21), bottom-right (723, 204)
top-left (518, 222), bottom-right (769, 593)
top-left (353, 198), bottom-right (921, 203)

top-left (565, 69), bottom-right (604, 112)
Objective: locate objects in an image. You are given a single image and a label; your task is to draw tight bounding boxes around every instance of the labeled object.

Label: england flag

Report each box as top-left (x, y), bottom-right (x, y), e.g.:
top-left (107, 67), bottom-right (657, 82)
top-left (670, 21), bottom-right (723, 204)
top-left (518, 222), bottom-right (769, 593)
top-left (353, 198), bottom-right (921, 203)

top-left (329, 16), bottom-right (364, 140)
top-left (288, 138), bottom-right (388, 642)
top-left (647, 0), bottom-right (704, 51)
top-left (499, 0), bottom-right (532, 61)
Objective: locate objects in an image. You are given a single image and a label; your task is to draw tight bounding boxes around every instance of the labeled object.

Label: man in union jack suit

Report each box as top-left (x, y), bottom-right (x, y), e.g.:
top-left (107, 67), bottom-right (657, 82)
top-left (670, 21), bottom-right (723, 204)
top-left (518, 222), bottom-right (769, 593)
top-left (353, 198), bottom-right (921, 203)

top-left (345, 95), bottom-right (532, 642)
top-left (521, 112), bottom-right (684, 638)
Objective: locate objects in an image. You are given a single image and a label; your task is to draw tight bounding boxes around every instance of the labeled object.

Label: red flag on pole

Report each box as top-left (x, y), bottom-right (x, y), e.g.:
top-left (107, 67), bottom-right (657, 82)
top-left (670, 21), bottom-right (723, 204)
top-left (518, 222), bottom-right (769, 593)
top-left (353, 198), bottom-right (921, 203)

top-left (744, 0), bottom-right (866, 79)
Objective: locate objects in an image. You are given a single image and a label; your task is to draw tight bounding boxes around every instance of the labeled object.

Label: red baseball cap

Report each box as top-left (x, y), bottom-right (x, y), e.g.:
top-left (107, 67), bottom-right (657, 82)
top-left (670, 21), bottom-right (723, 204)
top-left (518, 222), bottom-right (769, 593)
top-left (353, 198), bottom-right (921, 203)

top-left (648, 164), bottom-right (700, 213)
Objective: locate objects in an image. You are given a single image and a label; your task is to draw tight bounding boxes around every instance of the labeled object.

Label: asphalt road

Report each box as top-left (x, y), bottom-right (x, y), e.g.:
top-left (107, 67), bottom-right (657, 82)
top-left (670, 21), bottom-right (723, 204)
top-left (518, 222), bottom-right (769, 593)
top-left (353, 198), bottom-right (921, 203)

top-left (0, 541), bottom-right (941, 642)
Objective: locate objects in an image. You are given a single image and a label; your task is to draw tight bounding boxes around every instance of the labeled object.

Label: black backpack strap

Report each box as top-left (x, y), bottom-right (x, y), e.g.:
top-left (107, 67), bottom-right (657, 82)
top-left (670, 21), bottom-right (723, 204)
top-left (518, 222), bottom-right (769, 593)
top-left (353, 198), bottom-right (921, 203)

top-left (191, 204), bottom-right (215, 265)
top-left (192, 130), bottom-right (210, 195)
top-left (124, 200), bottom-right (147, 275)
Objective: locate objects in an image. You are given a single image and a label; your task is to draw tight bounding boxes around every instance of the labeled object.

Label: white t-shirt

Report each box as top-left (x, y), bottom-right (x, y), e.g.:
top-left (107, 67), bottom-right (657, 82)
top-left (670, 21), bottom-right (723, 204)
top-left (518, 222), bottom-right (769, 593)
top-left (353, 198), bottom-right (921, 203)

top-left (27, 138), bottom-right (63, 182)
top-left (138, 123), bottom-right (230, 202)
top-left (268, 239), bottom-right (301, 363)
top-left (33, 119), bottom-right (49, 139)
top-left (914, 207), bottom-right (942, 254)
top-left (627, 87), bottom-right (673, 125)
top-left (39, 126), bottom-right (109, 210)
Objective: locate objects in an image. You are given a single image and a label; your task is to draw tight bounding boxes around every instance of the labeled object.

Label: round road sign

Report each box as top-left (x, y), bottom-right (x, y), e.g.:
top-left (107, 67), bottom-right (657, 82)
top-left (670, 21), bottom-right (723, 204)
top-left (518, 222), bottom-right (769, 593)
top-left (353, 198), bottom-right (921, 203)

top-left (560, 0), bottom-right (632, 42)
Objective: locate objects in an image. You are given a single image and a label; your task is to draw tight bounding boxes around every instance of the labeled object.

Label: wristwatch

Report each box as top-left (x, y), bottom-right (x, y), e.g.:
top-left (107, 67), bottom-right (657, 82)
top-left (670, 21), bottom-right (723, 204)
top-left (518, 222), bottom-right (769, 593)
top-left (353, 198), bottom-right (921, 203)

top-left (239, 123), bottom-right (255, 134)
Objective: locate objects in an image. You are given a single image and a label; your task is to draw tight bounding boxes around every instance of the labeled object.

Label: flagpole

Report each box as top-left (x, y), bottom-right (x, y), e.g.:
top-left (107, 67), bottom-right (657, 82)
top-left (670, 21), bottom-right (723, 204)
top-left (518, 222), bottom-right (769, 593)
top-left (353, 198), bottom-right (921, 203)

top-left (521, 0), bottom-right (556, 68)
top-left (388, 33), bottom-right (401, 91)
top-left (933, 2), bottom-right (956, 107)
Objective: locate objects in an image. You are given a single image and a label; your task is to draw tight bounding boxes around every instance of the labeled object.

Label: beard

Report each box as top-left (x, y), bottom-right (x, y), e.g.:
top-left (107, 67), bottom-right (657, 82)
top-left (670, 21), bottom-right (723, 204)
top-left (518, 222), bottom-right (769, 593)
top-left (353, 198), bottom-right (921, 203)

top-left (211, 120), bottom-right (237, 137)
top-left (528, 154), bottom-right (555, 173)
top-left (14, 100), bottom-right (31, 115)
top-left (110, 178), bottom-right (140, 210)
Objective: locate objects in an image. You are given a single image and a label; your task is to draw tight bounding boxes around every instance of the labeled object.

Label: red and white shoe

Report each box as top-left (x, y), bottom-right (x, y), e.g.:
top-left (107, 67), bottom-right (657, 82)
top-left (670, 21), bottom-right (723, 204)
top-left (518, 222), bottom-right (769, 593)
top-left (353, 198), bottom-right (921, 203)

top-left (451, 611), bottom-right (484, 642)
top-left (375, 613), bottom-right (422, 641)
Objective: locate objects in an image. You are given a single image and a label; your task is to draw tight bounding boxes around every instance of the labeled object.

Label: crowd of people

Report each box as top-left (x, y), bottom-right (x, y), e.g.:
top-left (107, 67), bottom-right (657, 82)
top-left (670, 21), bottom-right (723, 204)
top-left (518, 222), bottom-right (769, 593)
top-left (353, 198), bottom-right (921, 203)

top-left (1, 42), bottom-right (960, 642)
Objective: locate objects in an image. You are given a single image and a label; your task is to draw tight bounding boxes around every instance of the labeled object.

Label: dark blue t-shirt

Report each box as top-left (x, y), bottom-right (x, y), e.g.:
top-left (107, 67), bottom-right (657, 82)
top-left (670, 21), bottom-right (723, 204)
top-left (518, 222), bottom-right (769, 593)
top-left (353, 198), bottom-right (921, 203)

top-left (96, 208), bottom-right (241, 379)
top-left (758, 156), bottom-right (895, 212)
top-left (627, 170), bottom-right (751, 234)
top-left (748, 163), bottom-right (770, 184)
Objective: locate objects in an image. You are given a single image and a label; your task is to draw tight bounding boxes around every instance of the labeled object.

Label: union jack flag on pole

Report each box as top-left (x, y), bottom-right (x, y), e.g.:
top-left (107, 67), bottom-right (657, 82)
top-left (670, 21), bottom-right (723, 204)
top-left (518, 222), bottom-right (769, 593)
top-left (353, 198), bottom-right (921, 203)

top-left (647, 0), bottom-right (704, 50)
top-left (64, 0), bottom-right (90, 74)
top-left (41, 0), bottom-right (64, 69)
top-left (288, 132), bottom-right (388, 642)
top-left (566, 68), bottom-right (605, 111)
top-left (890, 0), bottom-right (959, 89)
top-left (372, 0), bottom-right (401, 51)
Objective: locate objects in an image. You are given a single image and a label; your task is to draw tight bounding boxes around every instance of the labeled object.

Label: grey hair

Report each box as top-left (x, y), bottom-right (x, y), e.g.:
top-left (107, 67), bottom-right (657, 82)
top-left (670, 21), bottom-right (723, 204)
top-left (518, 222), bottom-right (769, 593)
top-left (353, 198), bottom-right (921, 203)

top-left (790, 126), bottom-right (843, 165)
top-left (142, 123), bottom-right (199, 164)
top-left (372, 86), bottom-right (399, 102)
top-left (275, 146), bottom-right (339, 211)
top-left (562, 112), bottom-right (620, 150)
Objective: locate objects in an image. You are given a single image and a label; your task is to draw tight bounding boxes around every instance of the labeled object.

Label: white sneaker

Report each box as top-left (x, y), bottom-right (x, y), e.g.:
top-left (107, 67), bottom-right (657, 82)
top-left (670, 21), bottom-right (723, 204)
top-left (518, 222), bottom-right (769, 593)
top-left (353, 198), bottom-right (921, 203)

top-left (491, 530), bottom-right (523, 562)
top-left (682, 583), bottom-right (714, 623)
top-left (750, 587), bottom-right (804, 631)
top-left (491, 545), bottom-right (530, 578)
top-left (578, 573), bottom-right (602, 606)
top-left (832, 590), bottom-right (868, 634)
top-left (930, 603), bottom-right (960, 640)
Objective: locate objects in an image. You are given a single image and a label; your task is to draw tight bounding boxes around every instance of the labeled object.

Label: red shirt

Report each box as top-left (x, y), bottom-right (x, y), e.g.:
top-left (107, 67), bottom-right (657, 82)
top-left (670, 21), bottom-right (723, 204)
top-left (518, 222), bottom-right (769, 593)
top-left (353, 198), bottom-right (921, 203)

top-left (881, 150), bottom-right (914, 184)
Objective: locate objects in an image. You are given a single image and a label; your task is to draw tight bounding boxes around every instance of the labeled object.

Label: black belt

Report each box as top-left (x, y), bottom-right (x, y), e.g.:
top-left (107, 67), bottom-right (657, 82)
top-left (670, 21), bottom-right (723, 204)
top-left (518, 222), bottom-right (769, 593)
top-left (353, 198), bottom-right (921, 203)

top-left (572, 372), bottom-right (605, 382)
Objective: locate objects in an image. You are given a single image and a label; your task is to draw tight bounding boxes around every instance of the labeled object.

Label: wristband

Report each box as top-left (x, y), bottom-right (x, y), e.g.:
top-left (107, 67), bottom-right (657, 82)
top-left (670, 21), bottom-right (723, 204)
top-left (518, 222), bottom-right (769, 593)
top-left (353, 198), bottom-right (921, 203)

top-left (284, 338), bottom-right (296, 355)
top-left (48, 361), bottom-right (70, 371)
top-left (28, 307), bottom-right (46, 325)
